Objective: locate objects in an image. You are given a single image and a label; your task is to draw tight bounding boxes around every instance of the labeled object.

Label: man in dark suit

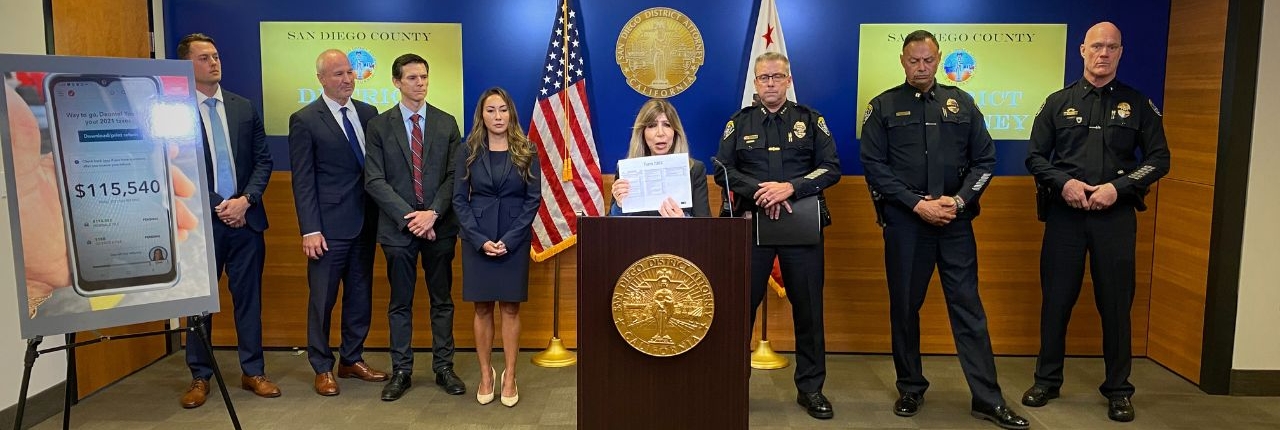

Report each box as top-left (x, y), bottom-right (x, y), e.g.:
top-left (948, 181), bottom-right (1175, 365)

top-left (364, 53), bottom-right (465, 401)
top-left (288, 49), bottom-right (388, 397)
top-left (176, 33), bottom-right (278, 409)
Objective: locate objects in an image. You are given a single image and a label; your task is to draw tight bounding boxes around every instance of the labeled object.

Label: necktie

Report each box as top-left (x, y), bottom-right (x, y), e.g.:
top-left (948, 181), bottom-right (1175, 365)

top-left (204, 98), bottom-right (235, 198)
top-left (340, 107), bottom-right (364, 166)
top-left (410, 113), bottom-right (424, 205)
top-left (925, 95), bottom-right (945, 198)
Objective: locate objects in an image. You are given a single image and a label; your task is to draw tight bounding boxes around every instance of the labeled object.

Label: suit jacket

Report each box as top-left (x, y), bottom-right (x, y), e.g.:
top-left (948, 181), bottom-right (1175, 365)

top-left (202, 89), bottom-right (272, 232)
top-left (287, 97), bottom-right (378, 240)
top-left (452, 141), bottom-right (542, 252)
top-left (363, 102), bottom-right (461, 246)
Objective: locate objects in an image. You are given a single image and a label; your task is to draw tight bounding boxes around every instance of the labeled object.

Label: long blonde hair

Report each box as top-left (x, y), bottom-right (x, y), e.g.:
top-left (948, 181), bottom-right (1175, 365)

top-left (463, 87), bottom-right (535, 182)
top-left (626, 98), bottom-right (690, 158)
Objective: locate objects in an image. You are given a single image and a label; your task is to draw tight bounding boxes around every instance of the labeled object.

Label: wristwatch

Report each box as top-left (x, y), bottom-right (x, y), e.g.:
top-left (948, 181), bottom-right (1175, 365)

top-left (240, 193), bottom-right (259, 206)
top-left (953, 196), bottom-right (967, 213)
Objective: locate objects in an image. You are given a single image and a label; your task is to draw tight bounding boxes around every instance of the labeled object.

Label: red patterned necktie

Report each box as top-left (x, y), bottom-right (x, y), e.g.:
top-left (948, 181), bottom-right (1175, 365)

top-left (410, 113), bottom-right (424, 205)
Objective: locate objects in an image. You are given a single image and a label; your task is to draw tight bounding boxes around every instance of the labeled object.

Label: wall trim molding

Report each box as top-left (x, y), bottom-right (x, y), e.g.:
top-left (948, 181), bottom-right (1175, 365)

top-left (1230, 370), bottom-right (1280, 396)
top-left (1199, 0), bottom-right (1265, 394)
top-left (0, 384), bottom-right (65, 429)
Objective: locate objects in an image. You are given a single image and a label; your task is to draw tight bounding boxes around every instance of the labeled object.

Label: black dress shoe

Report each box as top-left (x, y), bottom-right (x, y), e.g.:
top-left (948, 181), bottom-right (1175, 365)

top-left (970, 404), bottom-right (1030, 430)
top-left (1021, 385), bottom-right (1060, 407)
top-left (893, 392), bottom-right (923, 417)
top-left (1108, 396), bottom-right (1135, 422)
top-left (796, 391), bottom-right (834, 419)
top-left (435, 367), bottom-right (466, 395)
top-left (380, 371), bottom-right (411, 401)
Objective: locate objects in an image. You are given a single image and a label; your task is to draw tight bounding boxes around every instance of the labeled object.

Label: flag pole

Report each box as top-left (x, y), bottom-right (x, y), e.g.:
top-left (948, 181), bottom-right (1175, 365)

top-left (533, 0), bottom-right (577, 368)
top-left (751, 291), bottom-right (789, 369)
top-left (559, 0), bottom-right (573, 182)
top-left (532, 252), bottom-right (576, 367)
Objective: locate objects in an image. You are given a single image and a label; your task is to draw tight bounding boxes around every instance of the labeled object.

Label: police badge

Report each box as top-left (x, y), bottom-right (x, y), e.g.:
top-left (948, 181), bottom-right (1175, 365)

top-left (1117, 102), bottom-right (1132, 119)
top-left (793, 121), bottom-right (806, 139)
top-left (946, 98), bottom-right (960, 114)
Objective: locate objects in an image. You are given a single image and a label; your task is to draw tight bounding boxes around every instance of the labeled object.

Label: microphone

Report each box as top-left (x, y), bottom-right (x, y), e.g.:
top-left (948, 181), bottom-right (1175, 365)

top-left (710, 156), bottom-right (734, 217)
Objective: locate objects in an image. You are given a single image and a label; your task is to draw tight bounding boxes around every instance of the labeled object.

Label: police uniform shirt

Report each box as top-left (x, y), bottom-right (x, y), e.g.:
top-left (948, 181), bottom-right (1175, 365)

top-left (1026, 78), bottom-right (1171, 208)
top-left (860, 82), bottom-right (996, 216)
top-left (715, 101), bottom-right (841, 224)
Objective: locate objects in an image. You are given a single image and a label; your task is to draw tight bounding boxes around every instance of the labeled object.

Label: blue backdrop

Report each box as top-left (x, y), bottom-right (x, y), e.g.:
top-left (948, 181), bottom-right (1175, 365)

top-left (164, 0), bottom-right (1170, 175)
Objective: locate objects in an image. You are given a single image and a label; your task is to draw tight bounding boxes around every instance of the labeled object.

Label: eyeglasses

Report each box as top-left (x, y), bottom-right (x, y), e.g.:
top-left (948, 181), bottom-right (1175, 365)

top-left (1087, 43), bottom-right (1122, 53)
top-left (755, 73), bottom-right (790, 83)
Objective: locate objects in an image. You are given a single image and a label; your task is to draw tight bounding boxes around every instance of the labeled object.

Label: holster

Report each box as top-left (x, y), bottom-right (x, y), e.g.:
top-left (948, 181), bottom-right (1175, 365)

top-left (869, 184), bottom-right (886, 227)
top-left (1035, 181), bottom-right (1052, 222)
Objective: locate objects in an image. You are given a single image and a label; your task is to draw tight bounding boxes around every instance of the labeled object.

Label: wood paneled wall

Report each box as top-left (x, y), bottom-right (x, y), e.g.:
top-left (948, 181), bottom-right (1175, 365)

top-left (1147, 0), bottom-right (1229, 383)
top-left (213, 173), bottom-right (1155, 358)
top-left (49, 0), bottom-right (167, 399)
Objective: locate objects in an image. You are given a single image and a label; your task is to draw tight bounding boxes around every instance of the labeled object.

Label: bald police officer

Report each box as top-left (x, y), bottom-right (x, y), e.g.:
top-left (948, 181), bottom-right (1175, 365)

top-left (714, 51), bottom-right (840, 420)
top-left (1023, 22), bottom-right (1170, 423)
top-left (861, 30), bottom-right (1029, 430)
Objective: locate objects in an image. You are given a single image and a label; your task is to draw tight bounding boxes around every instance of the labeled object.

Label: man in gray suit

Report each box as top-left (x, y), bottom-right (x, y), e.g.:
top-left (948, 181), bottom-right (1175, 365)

top-left (288, 49), bottom-right (387, 397)
top-left (363, 53), bottom-right (464, 401)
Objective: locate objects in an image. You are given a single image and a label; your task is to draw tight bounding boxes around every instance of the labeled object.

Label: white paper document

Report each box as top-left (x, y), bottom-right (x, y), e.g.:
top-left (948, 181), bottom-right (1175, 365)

top-left (616, 153), bottom-right (692, 213)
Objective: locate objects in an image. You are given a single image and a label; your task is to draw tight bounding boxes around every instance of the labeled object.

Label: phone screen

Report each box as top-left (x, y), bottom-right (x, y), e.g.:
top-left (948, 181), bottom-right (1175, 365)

top-left (47, 75), bottom-right (178, 295)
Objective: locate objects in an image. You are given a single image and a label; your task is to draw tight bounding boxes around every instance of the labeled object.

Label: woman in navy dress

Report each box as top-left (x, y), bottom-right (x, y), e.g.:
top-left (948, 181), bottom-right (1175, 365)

top-left (452, 87), bottom-right (541, 407)
top-left (608, 98), bottom-right (710, 217)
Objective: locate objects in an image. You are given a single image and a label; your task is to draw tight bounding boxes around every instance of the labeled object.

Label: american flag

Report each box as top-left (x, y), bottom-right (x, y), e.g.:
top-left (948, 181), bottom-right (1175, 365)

top-left (528, 0), bottom-right (604, 262)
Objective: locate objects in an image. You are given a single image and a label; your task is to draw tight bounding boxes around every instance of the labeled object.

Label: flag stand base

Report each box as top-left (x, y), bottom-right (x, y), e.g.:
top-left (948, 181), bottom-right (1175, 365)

top-left (532, 337), bottom-right (576, 367)
top-left (750, 340), bottom-right (789, 369)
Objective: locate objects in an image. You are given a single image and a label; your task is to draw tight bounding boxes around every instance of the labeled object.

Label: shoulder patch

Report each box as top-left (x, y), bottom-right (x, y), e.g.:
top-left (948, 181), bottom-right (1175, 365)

top-left (817, 116), bottom-right (831, 136)
top-left (862, 103), bottom-right (873, 125)
top-left (1148, 99), bottom-right (1162, 117)
top-left (722, 120), bottom-right (735, 141)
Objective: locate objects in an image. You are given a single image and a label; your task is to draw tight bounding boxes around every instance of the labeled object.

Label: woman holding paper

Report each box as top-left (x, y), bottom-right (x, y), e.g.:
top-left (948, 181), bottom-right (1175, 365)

top-left (608, 98), bottom-right (710, 217)
top-left (452, 87), bottom-right (541, 407)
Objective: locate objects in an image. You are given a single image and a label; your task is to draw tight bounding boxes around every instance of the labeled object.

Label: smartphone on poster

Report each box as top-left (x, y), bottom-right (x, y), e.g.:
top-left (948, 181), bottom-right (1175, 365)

top-left (44, 74), bottom-right (179, 296)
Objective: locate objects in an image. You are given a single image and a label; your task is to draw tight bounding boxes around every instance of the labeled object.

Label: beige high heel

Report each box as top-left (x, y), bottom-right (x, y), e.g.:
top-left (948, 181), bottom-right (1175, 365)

top-left (500, 369), bottom-right (519, 407)
top-left (477, 367), bottom-right (496, 405)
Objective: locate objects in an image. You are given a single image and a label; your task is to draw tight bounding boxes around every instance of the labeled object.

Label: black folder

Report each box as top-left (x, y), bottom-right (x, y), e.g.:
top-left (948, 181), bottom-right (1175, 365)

top-left (755, 195), bottom-right (821, 246)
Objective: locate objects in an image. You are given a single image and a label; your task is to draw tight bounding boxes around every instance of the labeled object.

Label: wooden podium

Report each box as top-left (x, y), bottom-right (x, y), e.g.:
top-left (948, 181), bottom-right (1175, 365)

top-left (577, 216), bottom-right (752, 429)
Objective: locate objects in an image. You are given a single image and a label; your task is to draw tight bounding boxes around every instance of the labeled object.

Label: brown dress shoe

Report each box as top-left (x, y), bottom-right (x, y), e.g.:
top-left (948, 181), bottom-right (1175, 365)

top-left (240, 375), bottom-right (282, 398)
top-left (338, 361), bottom-right (388, 382)
top-left (315, 372), bottom-right (340, 396)
top-left (180, 378), bottom-right (210, 409)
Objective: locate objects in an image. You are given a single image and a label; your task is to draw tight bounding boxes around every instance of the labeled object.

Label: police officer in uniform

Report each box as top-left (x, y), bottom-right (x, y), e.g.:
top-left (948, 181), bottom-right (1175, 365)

top-left (714, 51), bottom-right (840, 420)
top-left (1022, 22), bottom-right (1170, 423)
top-left (861, 30), bottom-right (1029, 430)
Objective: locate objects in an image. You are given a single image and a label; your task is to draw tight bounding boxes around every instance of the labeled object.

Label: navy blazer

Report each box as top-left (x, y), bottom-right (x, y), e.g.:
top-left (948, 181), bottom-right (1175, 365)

top-left (287, 97), bottom-right (378, 240)
top-left (202, 89), bottom-right (272, 232)
top-left (363, 102), bottom-right (462, 246)
top-left (452, 142), bottom-right (542, 252)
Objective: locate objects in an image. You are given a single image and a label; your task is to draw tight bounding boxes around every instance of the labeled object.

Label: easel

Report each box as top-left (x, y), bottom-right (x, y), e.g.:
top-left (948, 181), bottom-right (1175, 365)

top-left (12, 312), bottom-right (241, 430)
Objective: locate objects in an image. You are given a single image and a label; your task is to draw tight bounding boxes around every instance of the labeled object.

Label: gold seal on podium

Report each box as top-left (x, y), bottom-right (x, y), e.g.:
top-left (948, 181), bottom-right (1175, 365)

top-left (615, 7), bottom-right (705, 98)
top-left (612, 254), bottom-right (714, 357)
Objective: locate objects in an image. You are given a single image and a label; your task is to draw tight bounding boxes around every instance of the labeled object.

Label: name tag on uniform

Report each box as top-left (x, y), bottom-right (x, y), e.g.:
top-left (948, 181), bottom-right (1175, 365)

top-left (896, 111), bottom-right (911, 117)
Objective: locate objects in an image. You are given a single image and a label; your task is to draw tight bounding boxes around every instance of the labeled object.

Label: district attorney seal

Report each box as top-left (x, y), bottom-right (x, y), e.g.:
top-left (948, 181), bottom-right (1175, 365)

top-left (612, 254), bottom-right (714, 357)
top-left (615, 7), bottom-right (705, 98)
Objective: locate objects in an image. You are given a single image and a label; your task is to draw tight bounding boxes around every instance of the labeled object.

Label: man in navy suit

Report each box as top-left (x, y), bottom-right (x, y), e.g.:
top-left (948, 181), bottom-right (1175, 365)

top-left (288, 49), bottom-right (388, 397)
top-left (177, 33), bottom-right (278, 409)
top-left (364, 53), bottom-right (464, 401)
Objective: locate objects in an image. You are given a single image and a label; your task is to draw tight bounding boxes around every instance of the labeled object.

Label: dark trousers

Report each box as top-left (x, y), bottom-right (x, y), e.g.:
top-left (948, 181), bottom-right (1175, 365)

top-left (1034, 200), bottom-right (1136, 398)
top-left (383, 236), bottom-right (457, 374)
top-left (882, 204), bottom-right (1003, 408)
top-left (187, 222), bottom-right (265, 380)
top-left (749, 236), bottom-right (826, 394)
top-left (306, 234), bottom-right (376, 373)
